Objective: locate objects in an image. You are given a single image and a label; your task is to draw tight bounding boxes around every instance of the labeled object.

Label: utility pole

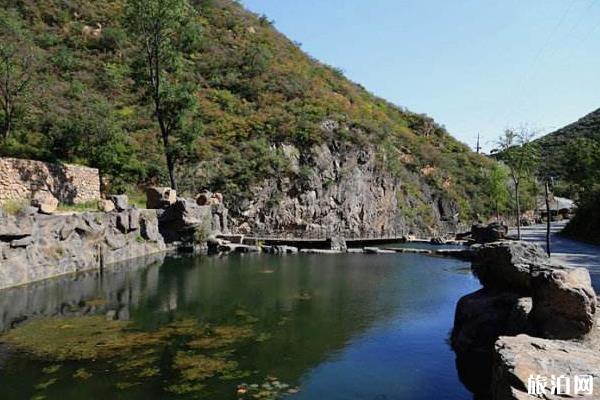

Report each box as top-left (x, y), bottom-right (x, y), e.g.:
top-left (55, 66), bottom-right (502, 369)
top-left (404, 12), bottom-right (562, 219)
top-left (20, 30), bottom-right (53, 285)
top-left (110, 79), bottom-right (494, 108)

top-left (476, 133), bottom-right (481, 154)
top-left (544, 179), bottom-right (551, 256)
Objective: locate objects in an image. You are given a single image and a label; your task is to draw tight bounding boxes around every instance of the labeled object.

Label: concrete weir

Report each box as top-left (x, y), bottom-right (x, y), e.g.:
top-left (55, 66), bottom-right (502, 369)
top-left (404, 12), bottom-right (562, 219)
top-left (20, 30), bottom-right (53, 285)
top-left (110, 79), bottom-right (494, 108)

top-left (219, 235), bottom-right (427, 250)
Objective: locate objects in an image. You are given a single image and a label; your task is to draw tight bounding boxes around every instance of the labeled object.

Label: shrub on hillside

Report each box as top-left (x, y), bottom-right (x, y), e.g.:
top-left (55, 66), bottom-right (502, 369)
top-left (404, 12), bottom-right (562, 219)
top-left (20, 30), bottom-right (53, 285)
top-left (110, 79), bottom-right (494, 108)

top-left (562, 187), bottom-right (600, 244)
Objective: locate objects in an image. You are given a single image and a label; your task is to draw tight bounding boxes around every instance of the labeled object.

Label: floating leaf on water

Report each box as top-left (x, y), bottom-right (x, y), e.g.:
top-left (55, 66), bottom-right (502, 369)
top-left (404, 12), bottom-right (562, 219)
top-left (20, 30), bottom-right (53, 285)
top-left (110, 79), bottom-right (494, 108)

top-left (235, 309), bottom-right (259, 324)
top-left (35, 378), bottom-right (57, 390)
top-left (188, 325), bottom-right (254, 350)
top-left (295, 292), bottom-right (312, 301)
top-left (116, 353), bottom-right (159, 372)
top-left (219, 369), bottom-right (252, 380)
top-left (115, 381), bottom-right (140, 390)
top-left (237, 378), bottom-right (299, 399)
top-left (255, 333), bottom-right (272, 342)
top-left (137, 366), bottom-right (160, 378)
top-left (173, 351), bottom-right (239, 381)
top-left (165, 382), bottom-right (205, 395)
top-left (41, 364), bottom-right (61, 374)
top-left (73, 368), bottom-right (92, 380)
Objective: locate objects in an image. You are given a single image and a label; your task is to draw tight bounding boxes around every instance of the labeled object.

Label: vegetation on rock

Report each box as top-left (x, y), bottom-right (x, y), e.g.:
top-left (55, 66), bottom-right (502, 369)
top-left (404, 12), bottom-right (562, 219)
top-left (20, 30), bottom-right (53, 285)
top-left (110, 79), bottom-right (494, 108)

top-left (0, 0), bottom-right (500, 225)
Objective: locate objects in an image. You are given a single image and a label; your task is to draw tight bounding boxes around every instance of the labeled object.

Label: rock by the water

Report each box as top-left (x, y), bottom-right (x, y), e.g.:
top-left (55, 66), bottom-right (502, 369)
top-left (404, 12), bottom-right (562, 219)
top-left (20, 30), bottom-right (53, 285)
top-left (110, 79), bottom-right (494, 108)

top-left (146, 187), bottom-right (176, 209)
top-left (0, 209), bottom-right (165, 290)
top-left (435, 248), bottom-right (474, 260)
top-left (471, 222), bottom-right (508, 243)
top-left (492, 333), bottom-right (600, 400)
top-left (97, 199), bottom-right (115, 213)
top-left (453, 239), bottom-right (599, 398)
top-left (531, 267), bottom-right (597, 339)
top-left (452, 289), bottom-right (532, 354)
top-left (472, 241), bottom-right (550, 293)
top-left (110, 195), bottom-right (128, 211)
top-left (196, 192), bottom-right (211, 206)
top-left (31, 192), bottom-right (59, 214)
top-left (329, 236), bottom-right (347, 252)
top-left (430, 237), bottom-right (446, 245)
top-left (363, 247), bottom-right (395, 254)
top-left (159, 199), bottom-right (211, 233)
top-left (262, 245), bottom-right (298, 254)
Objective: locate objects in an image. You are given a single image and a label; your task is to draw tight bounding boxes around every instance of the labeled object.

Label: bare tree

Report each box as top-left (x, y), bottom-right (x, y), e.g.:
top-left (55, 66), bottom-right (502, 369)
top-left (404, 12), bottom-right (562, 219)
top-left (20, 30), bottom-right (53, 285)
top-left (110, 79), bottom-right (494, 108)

top-left (493, 127), bottom-right (539, 239)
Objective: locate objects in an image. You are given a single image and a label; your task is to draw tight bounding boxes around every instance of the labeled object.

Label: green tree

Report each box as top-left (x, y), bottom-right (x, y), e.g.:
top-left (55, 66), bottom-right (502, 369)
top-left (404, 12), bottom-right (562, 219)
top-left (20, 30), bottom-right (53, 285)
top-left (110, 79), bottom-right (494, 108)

top-left (485, 163), bottom-right (510, 221)
top-left (0, 10), bottom-right (36, 139)
top-left (561, 137), bottom-right (600, 196)
top-left (124, 0), bottom-right (199, 190)
top-left (493, 128), bottom-right (539, 239)
top-left (80, 102), bottom-right (145, 194)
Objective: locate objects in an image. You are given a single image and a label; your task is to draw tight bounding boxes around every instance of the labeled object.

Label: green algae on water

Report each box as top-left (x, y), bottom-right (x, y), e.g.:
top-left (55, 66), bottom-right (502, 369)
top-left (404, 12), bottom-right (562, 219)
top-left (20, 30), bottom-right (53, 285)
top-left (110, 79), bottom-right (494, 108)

top-left (41, 364), bottom-right (61, 374)
top-left (0, 316), bottom-right (169, 360)
top-left (2, 314), bottom-right (269, 396)
top-left (73, 368), bottom-right (92, 380)
top-left (174, 351), bottom-right (239, 381)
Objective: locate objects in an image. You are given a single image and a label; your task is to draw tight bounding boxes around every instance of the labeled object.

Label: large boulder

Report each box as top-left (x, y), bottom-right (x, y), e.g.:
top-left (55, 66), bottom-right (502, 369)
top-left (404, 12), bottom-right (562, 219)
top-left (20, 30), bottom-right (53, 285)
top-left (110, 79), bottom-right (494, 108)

top-left (31, 191), bottom-right (59, 214)
top-left (531, 267), bottom-right (597, 339)
top-left (452, 288), bottom-right (532, 354)
top-left (146, 187), bottom-right (176, 209)
top-left (492, 333), bottom-right (600, 400)
top-left (471, 241), bottom-right (597, 339)
top-left (159, 198), bottom-right (211, 234)
top-left (471, 222), bottom-right (508, 243)
top-left (110, 195), bottom-right (128, 212)
top-left (472, 241), bottom-right (550, 293)
top-left (97, 199), bottom-right (115, 213)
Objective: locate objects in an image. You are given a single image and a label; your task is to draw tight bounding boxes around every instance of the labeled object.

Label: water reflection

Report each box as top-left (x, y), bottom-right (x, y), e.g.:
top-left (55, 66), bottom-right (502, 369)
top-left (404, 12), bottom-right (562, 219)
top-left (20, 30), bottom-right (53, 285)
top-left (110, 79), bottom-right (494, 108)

top-left (0, 252), bottom-right (480, 400)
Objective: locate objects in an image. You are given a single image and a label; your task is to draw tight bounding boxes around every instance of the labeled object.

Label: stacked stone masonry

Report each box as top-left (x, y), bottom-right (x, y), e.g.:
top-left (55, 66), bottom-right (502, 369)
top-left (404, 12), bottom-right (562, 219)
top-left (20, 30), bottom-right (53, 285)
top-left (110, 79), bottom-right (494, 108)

top-left (0, 157), bottom-right (100, 205)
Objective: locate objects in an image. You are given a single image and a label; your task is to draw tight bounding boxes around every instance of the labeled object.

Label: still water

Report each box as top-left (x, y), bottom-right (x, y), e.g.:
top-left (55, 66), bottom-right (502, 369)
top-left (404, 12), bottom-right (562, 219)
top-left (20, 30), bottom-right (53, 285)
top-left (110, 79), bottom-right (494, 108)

top-left (0, 252), bottom-right (480, 400)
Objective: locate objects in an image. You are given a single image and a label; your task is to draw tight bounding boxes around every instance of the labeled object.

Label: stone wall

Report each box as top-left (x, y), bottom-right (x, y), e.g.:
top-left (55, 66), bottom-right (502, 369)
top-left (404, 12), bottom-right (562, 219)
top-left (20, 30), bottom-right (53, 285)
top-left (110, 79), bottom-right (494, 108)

top-left (0, 157), bottom-right (100, 205)
top-left (0, 208), bottom-right (166, 290)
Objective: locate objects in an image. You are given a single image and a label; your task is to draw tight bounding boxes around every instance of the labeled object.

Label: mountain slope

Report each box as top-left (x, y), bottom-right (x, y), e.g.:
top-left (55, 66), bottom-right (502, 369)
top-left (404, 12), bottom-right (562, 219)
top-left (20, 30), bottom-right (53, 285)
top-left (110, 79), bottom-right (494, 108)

top-left (535, 108), bottom-right (600, 190)
top-left (534, 109), bottom-right (600, 244)
top-left (0, 0), bottom-right (496, 236)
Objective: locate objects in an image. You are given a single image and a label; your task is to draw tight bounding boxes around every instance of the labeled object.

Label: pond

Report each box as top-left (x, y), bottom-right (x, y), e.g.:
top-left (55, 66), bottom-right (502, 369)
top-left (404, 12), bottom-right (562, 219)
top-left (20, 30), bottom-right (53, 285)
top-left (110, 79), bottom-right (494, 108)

top-left (0, 251), bottom-right (481, 400)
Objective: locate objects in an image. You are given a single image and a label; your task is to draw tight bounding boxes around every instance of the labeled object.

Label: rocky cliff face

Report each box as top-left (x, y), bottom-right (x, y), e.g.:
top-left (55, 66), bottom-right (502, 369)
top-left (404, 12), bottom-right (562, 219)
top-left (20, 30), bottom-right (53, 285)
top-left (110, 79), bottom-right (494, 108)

top-left (230, 142), bottom-right (461, 238)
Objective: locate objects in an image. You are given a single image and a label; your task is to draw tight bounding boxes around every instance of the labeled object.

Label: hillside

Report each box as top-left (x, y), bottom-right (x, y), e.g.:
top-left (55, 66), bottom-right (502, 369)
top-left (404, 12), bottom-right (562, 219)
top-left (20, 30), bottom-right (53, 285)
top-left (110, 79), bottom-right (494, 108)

top-left (0, 0), bottom-right (497, 236)
top-left (535, 108), bottom-right (600, 193)
top-left (534, 109), bottom-right (600, 244)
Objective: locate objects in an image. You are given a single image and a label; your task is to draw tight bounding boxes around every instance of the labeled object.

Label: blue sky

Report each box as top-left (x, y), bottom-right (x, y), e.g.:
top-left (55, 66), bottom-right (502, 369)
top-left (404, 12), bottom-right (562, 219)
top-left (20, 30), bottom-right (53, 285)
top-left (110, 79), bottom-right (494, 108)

top-left (240, 0), bottom-right (600, 151)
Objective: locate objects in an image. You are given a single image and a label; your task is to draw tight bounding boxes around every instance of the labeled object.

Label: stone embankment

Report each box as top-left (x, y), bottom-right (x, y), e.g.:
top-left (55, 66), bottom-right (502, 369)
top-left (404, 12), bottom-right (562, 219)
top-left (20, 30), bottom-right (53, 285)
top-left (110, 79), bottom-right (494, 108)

top-left (0, 206), bottom-right (166, 290)
top-left (0, 189), bottom-right (229, 290)
top-left (451, 240), bottom-right (599, 399)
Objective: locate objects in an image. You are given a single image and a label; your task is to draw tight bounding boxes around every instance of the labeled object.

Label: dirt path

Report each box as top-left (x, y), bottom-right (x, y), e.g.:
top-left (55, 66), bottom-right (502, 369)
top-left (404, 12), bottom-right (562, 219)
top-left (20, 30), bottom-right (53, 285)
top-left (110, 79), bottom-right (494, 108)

top-left (510, 221), bottom-right (600, 287)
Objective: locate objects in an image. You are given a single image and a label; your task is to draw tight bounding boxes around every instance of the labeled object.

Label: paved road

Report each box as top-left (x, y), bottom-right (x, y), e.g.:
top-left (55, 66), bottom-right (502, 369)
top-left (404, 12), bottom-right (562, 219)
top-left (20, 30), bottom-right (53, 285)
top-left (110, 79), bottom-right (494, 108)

top-left (510, 221), bottom-right (600, 287)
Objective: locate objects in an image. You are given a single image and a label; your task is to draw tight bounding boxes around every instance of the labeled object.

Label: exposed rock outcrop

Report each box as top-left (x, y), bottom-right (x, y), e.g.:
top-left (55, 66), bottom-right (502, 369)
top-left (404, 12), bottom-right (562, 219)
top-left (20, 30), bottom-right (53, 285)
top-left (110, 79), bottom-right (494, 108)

top-left (531, 267), bottom-right (597, 340)
top-left (0, 208), bottom-right (166, 290)
top-left (158, 198), bottom-right (228, 244)
top-left (471, 222), bottom-right (508, 244)
top-left (452, 289), bottom-right (532, 354)
top-left (492, 331), bottom-right (600, 400)
top-left (146, 187), bottom-right (177, 209)
top-left (452, 240), bottom-right (598, 399)
top-left (229, 143), bottom-right (462, 238)
top-left (472, 241), bottom-right (551, 293)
